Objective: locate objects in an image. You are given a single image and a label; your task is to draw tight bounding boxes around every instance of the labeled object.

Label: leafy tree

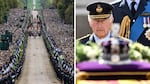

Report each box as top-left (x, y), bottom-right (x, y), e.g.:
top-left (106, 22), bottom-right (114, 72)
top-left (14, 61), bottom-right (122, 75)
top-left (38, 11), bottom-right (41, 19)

top-left (0, 0), bottom-right (22, 24)
top-left (55, 0), bottom-right (73, 24)
top-left (9, 0), bottom-right (19, 8)
top-left (41, 0), bottom-right (74, 24)
top-left (65, 3), bottom-right (73, 24)
top-left (0, 0), bottom-right (8, 23)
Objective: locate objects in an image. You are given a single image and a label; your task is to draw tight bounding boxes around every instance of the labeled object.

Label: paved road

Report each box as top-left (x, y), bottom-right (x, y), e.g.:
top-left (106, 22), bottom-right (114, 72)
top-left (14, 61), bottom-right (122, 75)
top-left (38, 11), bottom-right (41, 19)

top-left (16, 36), bottom-right (61, 84)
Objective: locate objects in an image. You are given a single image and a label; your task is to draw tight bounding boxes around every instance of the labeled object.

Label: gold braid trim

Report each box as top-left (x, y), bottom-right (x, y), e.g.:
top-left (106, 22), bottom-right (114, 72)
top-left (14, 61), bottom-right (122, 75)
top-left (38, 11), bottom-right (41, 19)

top-left (119, 16), bottom-right (131, 38)
top-left (77, 71), bottom-right (150, 80)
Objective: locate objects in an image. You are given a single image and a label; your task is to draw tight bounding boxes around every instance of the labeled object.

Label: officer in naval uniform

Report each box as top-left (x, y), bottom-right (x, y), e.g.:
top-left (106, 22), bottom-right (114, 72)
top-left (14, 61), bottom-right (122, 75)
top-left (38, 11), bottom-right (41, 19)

top-left (112, 0), bottom-right (147, 25)
top-left (112, 0), bottom-right (150, 46)
top-left (78, 2), bottom-right (114, 44)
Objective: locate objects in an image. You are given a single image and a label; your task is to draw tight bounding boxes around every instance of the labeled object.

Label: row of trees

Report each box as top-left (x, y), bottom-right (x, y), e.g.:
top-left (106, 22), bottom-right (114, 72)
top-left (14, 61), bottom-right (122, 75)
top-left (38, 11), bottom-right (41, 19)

top-left (41, 0), bottom-right (74, 24)
top-left (0, 0), bottom-right (24, 24)
top-left (0, 0), bottom-right (74, 24)
top-left (59, 0), bottom-right (73, 24)
top-left (54, 0), bottom-right (73, 24)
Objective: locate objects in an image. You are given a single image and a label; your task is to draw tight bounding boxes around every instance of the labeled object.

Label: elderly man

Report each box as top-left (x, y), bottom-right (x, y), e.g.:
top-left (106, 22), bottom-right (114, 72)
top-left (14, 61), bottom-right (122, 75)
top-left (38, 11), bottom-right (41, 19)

top-left (78, 2), bottom-right (114, 44)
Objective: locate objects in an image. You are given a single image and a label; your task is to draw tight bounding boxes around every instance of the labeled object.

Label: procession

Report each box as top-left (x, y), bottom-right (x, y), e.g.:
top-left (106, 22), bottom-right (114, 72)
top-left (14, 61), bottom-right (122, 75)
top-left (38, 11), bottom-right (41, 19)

top-left (0, 0), bottom-right (73, 84)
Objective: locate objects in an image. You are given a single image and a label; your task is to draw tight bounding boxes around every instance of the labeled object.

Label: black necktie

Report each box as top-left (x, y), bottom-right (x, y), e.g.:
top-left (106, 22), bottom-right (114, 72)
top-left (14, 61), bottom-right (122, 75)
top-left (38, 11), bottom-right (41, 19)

top-left (131, 1), bottom-right (136, 16)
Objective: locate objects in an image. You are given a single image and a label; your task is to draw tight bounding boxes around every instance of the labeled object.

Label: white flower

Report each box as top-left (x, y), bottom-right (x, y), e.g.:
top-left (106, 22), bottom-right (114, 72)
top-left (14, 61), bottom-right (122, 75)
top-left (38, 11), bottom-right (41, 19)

top-left (83, 46), bottom-right (92, 53)
top-left (86, 49), bottom-right (98, 60)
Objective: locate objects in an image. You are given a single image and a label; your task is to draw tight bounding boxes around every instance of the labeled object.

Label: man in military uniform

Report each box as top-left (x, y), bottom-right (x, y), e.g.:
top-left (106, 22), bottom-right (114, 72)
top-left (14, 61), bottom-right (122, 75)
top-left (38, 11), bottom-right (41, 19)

top-left (112, 0), bottom-right (147, 25)
top-left (112, 0), bottom-right (150, 46)
top-left (78, 2), bottom-right (114, 44)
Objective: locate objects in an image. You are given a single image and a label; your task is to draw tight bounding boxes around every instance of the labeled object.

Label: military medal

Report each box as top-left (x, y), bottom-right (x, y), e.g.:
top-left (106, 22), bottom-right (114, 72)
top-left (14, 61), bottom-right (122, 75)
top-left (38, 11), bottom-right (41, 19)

top-left (146, 17), bottom-right (150, 28)
top-left (142, 12), bottom-right (150, 27)
top-left (142, 13), bottom-right (150, 40)
top-left (143, 17), bottom-right (147, 28)
top-left (148, 17), bottom-right (150, 28)
top-left (143, 16), bottom-right (150, 40)
top-left (145, 28), bottom-right (150, 40)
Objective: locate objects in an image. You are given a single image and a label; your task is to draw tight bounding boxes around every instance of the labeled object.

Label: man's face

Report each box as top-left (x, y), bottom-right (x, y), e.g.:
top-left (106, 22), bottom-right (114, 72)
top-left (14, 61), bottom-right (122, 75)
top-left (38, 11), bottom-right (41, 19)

top-left (88, 16), bottom-right (113, 38)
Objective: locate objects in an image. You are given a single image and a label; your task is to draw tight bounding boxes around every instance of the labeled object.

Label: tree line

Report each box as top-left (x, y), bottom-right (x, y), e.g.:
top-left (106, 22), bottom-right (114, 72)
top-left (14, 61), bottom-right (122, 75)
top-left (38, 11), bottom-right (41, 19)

top-left (42, 0), bottom-right (74, 24)
top-left (0, 0), bottom-right (74, 24)
top-left (0, 0), bottom-right (24, 24)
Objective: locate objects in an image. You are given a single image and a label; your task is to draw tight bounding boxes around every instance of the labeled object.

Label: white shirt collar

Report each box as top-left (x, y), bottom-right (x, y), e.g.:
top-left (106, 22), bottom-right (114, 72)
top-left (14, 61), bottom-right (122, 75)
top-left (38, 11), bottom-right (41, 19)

top-left (90, 32), bottom-right (111, 44)
top-left (126, 0), bottom-right (140, 10)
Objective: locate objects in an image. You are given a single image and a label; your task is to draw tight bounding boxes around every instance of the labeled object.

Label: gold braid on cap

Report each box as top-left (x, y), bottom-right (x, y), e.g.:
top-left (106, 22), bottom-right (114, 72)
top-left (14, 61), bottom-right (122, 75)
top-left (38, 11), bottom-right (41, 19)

top-left (119, 15), bottom-right (131, 38)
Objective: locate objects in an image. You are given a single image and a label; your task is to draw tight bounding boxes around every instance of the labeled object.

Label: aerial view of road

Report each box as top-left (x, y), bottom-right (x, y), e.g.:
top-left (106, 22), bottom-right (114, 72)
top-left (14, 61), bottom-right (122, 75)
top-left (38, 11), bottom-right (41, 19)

top-left (0, 0), bottom-right (73, 84)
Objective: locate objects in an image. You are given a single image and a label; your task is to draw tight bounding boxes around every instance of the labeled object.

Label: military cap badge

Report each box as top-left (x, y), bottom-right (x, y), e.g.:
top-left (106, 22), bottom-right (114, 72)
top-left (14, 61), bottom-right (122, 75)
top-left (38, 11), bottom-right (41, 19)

top-left (96, 4), bottom-right (103, 13)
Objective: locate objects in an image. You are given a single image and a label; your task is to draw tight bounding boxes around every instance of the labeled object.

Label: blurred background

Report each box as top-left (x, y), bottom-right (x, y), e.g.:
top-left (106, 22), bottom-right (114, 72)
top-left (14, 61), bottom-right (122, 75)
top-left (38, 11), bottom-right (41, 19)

top-left (76, 0), bottom-right (120, 38)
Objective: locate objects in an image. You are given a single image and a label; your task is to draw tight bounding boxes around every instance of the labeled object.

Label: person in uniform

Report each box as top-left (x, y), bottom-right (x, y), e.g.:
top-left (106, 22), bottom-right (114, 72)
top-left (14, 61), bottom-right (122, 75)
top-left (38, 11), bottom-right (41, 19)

top-left (78, 2), bottom-right (114, 44)
top-left (112, 0), bottom-right (150, 46)
top-left (112, 0), bottom-right (147, 24)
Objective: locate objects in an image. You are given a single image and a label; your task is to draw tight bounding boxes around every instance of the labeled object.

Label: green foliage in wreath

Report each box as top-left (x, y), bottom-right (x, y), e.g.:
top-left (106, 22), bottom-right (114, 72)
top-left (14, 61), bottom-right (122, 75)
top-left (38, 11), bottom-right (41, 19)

top-left (76, 40), bottom-right (102, 63)
top-left (76, 41), bottom-right (150, 63)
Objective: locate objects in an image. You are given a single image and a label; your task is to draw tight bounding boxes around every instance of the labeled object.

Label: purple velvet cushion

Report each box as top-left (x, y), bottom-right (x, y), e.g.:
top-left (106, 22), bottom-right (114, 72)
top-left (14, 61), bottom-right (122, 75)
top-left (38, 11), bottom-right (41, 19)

top-left (77, 61), bottom-right (150, 72)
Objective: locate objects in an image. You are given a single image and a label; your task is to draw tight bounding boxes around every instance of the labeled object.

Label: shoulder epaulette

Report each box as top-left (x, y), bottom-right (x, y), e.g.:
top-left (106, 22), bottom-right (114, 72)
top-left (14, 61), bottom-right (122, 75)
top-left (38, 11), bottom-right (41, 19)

top-left (77, 34), bottom-right (91, 40)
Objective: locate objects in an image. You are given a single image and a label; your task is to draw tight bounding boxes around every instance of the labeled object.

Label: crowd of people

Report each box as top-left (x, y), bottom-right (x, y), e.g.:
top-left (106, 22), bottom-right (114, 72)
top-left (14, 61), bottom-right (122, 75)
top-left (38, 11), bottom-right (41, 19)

top-left (0, 8), bottom-right (27, 66)
top-left (27, 14), bottom-right (41, 37)
top-left (43, 9), bottom-right (74, 67)
top-left (0, 8), bottom-right (74, 83)
top-left (0, 32), bottom-right (27, 84)
top-left (0, 8), bottom-right (27, 83)
top-left (41, 9), bottom-right (74, 83)
top-left (42, 28), bottom-right (74, 84)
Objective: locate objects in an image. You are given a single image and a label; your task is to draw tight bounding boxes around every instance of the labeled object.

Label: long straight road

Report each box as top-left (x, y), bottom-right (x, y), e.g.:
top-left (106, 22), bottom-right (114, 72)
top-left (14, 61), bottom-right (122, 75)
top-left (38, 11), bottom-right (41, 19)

top-left (16, 36), bottom-right (61, 84)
